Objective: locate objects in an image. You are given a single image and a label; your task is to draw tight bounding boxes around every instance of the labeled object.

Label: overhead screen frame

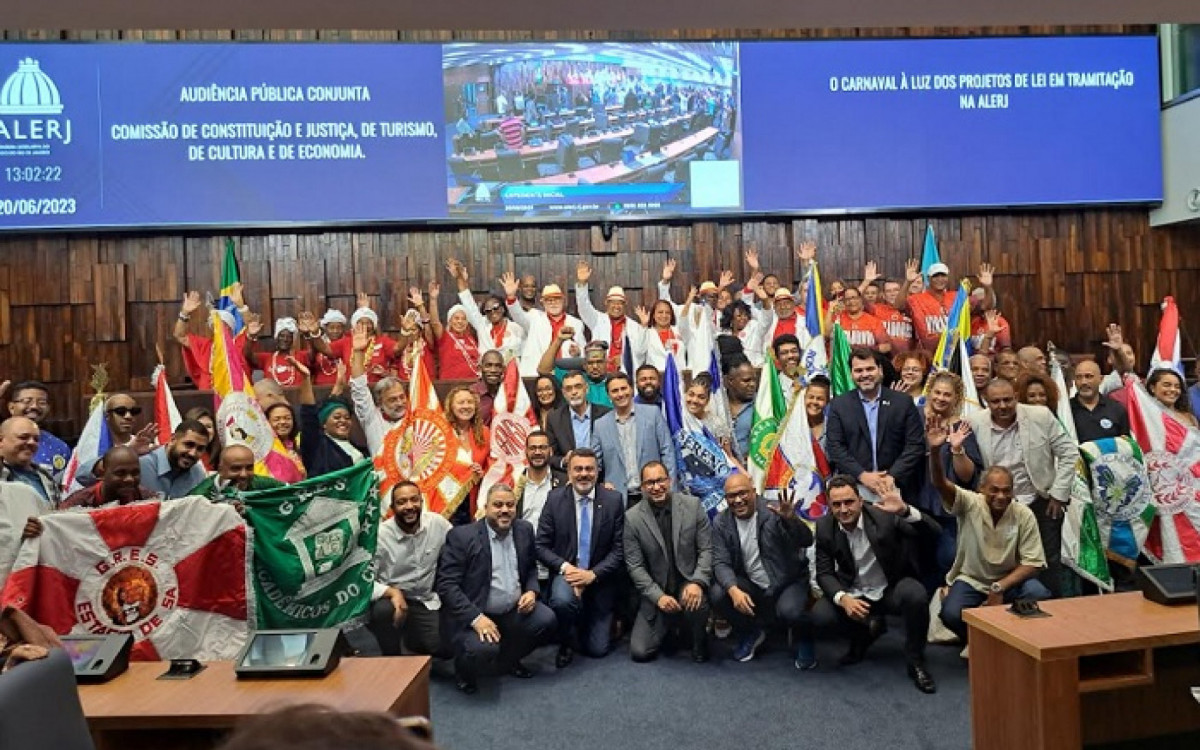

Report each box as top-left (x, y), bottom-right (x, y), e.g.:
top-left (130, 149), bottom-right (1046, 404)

top-left (0, 32), bottom-right (1164, 236)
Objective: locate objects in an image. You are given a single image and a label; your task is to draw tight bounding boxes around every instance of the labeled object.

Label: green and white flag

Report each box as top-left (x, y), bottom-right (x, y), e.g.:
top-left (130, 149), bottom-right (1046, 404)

top-left (242, 460), bottom-right (381, 629)
top-left (748, 356), bottom-right (787, 492)
top-left (829, 323), bottom-right (854, 397)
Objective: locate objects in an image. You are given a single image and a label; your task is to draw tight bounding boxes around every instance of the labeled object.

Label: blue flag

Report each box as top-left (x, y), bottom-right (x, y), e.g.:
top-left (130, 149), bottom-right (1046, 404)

top-left (920, 225), bottom-right (941, 284)
top-left (662, 354), bottom-right (732, 519)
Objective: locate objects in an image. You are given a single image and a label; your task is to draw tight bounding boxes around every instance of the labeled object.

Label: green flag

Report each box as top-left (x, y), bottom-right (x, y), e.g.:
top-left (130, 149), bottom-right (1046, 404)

top-left (242, 460), bottom-right (381, 629)
top-left (829, 323), bottom-right (854, 397)
top-left (748, 354), bottom-right (788, 491)
top-left (218, 238), bottom-right (245, 333)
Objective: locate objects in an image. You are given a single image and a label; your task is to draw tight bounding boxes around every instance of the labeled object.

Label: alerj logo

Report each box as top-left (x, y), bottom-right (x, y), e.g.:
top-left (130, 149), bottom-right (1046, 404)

top-left (0, 57), bottom-right (73, 155)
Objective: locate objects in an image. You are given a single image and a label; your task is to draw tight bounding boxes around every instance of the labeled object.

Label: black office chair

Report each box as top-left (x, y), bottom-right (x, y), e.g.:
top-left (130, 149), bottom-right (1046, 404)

top-left (449, 155), bottom-right (480, 186)
top-left (496, 148), bottom-right (525, 181)
top-left (647, 123), bottom-right (665, 151)
top-left (478, 130), bottom-right (501, 151)
top-left (564, 118), bottom-right (582, 138)
top-left (599, 137), bottom-right (624, 164)
top-left (645, 163), bottom-right (670, 183)
top-left (0, 650), bottom-right (95, 750)
top-left (632, 122), bottom-right (651, 149)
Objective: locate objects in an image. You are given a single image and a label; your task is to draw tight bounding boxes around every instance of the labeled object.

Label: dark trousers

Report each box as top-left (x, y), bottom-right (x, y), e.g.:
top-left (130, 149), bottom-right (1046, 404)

top-left (629, 585), bottom-right (709, 662)
top-left (1029, 496), bottom-right (1064, 597)
top-left (548, 575), bottom-right (614, 657)
top-left (367, 598), bottom-right (442, 657)
top-left (710, 577), bottom-right (812, 639)
top-left (811, 578), bottom-right (930, 663)
top-left (939, 578), bottom-right (1051, 642)
top-left (454, 603), bottom-right (556, 681)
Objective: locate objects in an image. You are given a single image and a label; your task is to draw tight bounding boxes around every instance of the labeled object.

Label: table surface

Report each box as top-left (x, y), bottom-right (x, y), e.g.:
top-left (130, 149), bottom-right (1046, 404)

top-left (79, 657), bottom-right (430, 730)
top-left (963, 592), bottom-right (1200, 661)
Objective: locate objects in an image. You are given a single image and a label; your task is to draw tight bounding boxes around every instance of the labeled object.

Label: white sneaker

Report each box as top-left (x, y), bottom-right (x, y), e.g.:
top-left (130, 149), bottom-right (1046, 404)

top-left (713, 619), bottom-right (732, 639)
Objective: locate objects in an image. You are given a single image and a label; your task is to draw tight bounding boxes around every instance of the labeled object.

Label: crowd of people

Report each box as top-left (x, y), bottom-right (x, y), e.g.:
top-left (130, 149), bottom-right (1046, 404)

top-left (1, 241), bottom-right (1191, 696)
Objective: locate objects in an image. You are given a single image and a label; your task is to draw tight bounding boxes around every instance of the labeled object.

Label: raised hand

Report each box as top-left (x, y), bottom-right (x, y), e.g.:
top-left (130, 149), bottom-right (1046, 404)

top-left (947, 421), bottom-right (972, 452)
top-left (352, 323), bottom-right (371, 352)
top-left (244, 312), bottom-right (263, 337)
top-left (181, 291), bottom-right (203, 315)
top-left (661, 258), bottom-right (677, 282)
top-left (1103, 323), bottom-right (1124, 351)
top-left (904, 258), bottom-right (920, 282)
top-left (576, 259), bottom-right (592, 284)
top-left (297, 311), bottom-right (319, 335)
top-left (331, 361), bottom-right (347, 395)
top-left (718, 269), bottom-right (735, 289)
top-left (978, 262), bottom-right (995, 287)
top-left (875, 477), bottom-right (908, 514)
top-left (408, 286), bottom-right (424, 308)
top-left (131, 423), bottom-right (159, 456)
top-left (768, 485), bottom-right (798, 520)
top-left (228, 281), bottom-right (245, 308)
top-left (862, 261), bottom-right (880, 285)
top-left (744, 248), bottom-right (760, 271)
top-left (984, 309), bottom-right (1002, 334)
top-left (797, 240), bottom-right (816, 263)
top-left (356, 291), bottom-right (371, 310)
top-left (286, 355), bottom-right (312, 378)
top-left (428, 279), bottom-right (441, 299)
top-left (634, 305), bottom-right (650, 327)
top-left (685, 286), bottom-right (698, 305)
top-left (925, 415), bottom-right (950, 448)
top-left (500, 271), bottom-right (519, 298)
top-left (746, 271), bottom-right (764, 292)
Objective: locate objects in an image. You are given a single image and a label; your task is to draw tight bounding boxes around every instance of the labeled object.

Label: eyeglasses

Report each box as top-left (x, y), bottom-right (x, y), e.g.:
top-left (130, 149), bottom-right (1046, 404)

top-left (106, 406), bottom-right (142, 417)
top-left (725, 489), bottom-right (754, 501)
top-left (482, 305), bottom-right (503, 314)
top-left (642, 477), bottom-right (669, 487)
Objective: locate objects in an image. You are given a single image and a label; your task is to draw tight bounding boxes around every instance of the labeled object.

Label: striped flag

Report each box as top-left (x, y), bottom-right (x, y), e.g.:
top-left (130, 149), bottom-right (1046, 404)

top-left (62, 396), bottom-right (114, 494)
top-left (1148, 296), bottom-right (1184, 377)
top-left (1124, 375), bottom-right (1200, 562)
top-left (764, 385), bottom-right (828, 521)
top-left (663, 354), bottom-right (732, 518)
top-left (217, 238), bottom-right (245, 335)
top-left (478, 360), bottom-right (537, 509)
top-left (151, 364), bottom-right (182, 448)
top-left (210, 311), bottom-right (303, 483)
top-left (931, 282), bottom-right (970, 372)
top-left (828, 323), bottom-right (854, 398)
top-left (803, 261), bottom-right (826, 340)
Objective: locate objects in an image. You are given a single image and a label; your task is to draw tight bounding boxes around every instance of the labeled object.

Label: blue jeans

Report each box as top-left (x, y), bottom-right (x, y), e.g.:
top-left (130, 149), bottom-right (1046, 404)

top-left (939, 578), bottom-right (1051, 642)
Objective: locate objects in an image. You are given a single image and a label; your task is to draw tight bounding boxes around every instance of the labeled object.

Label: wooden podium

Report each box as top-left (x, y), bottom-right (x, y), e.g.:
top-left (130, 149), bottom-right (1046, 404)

top-left (78, 656), bottom-right (430, 750)
top-left (965, 593), bottom-right (1200, 749)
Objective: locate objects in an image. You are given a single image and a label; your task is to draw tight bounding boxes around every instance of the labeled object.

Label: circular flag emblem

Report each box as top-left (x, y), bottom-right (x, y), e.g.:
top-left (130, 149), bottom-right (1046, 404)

top-left (377, 408), bottom-right (460, 493)
top-left (217, 392), bottom-right (276, 461)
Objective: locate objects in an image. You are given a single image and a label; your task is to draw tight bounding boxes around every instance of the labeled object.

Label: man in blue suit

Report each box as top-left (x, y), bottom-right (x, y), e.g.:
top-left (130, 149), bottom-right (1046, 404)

top-left (591, 373), bottom-right (676, 508)
top-left (436, 483), bottom-right (556, 694)
top-left (535, 448), bottom-right (625, 668)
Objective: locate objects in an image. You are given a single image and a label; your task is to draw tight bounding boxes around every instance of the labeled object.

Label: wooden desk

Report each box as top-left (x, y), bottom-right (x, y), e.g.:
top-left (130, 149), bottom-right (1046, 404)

top-left (965, 593), bottom-right (1200, 749)
top-left (79, 657), bottom-right (430, 750)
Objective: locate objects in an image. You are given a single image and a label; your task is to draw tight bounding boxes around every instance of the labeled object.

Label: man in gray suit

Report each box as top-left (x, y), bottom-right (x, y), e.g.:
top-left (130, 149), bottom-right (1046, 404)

top-left (623, 461), bottom-right (713, 663)
top-left (591, 373), bottom-right (676, 508)
top-left (964, 378), bottom-right (1079, 596)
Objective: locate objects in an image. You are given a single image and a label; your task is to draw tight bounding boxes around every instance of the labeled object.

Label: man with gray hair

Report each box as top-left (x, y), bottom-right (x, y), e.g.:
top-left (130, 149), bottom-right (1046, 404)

top-left (348, 323), bottom-right (407, 456)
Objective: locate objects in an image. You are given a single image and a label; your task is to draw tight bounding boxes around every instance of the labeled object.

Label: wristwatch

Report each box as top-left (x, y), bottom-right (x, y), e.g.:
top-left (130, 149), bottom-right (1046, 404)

top-left (989, 582), bottom-right (1003, 594)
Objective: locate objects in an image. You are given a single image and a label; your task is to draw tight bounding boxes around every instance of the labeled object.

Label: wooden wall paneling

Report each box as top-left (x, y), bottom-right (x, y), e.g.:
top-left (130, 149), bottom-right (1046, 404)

top-left (0, 265), bottom-right (10, 346)
top-left (1036, 239), bottom-right (1066, 309)
top-left (68, 238), bottom-right (100, 304)
top-left (92, 263), bottom-right (128, 342)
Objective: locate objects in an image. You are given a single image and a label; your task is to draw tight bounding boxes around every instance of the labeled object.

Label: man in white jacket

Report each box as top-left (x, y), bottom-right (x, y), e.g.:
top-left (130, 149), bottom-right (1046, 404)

top-left (574, 260), bottom-right (645, 374)
top-left (502, 272), bottom-right (587, 377)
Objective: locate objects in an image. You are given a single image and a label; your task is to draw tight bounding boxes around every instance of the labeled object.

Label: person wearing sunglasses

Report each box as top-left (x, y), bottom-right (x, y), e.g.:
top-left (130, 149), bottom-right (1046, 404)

top-left (104, 394), bottom-right (144, 447)
top-left (4, 381), bottom-right (70, 485)
top-left (447, 258), bottom-right (525, 364)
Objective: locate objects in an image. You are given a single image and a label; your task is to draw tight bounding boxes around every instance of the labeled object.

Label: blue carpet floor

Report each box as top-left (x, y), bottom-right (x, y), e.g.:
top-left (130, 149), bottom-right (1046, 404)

top-left (427, 628), bottom-right (971, 750)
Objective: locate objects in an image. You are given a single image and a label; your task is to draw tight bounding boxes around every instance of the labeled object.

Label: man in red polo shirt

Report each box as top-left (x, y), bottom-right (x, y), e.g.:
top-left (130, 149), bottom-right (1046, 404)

top-left (860, 260), bottom-right (917, 355)
top-left (906, 262), bottom-right (995, 351)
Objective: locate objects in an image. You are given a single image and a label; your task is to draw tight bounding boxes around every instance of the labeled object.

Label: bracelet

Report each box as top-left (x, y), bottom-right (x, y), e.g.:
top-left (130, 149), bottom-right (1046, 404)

top-left (178, 312), bottom-right (191, 322)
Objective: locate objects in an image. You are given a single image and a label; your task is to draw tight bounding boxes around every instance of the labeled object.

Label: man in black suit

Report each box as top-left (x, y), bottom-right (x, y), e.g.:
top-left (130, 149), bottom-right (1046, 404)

top-left (436, 483), bottom-right (556, 694)
top-left (811, 475), bottom-right (940, 694)
top-left (825, 347), bottom-right (926, 502)
top-left (545, 371), bottom-right (611, 471)
top-left (535, 448), bottom-right (625, 667)
top-left (711, 472), bottom-right (815, 664)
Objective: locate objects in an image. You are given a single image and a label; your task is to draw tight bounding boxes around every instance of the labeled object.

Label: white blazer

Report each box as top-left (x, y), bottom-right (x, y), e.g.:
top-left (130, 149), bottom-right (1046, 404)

top-left (507, 301), bottom-right (586, 377)
top-left (965, 403), bottom-right (1079, 504)
top-left (573, 283), bottom-right (647, 369)
top-left (457, 289), bottom-right (525, 363)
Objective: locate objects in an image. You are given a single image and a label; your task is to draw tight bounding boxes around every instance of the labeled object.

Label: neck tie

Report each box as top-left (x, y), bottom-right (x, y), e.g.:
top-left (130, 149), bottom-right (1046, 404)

top-left (578, 496), bottom-right (592, 570)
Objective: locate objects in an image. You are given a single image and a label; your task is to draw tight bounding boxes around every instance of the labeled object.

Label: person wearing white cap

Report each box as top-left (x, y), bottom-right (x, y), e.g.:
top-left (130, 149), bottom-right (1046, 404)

top-left (501, 272), bottom-right (586, 378)
top-left (300, 293), bottom-right (401, 385)
top-left (171, 288), bottom-right (248, 391)
top-left (313, 308), bottom-right (349, 386)
top-left (242, 314), bottom-right (310, 388)
top-left (573, 260), bottom-right (646, 374)
top-left (906, 261), bottom-right (996, 351)
top-left (446, 258), bottom-right (525, 363)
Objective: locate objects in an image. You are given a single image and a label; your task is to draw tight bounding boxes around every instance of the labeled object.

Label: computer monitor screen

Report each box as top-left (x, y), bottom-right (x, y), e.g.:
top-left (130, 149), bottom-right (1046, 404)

top-left (240, 633), bottom-right (314, 668)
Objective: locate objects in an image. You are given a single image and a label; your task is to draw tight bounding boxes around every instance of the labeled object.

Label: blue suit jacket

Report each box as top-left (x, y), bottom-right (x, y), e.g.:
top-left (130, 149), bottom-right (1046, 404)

top-left (591, 404), bottom-right (677, 494)
top-left (435, 519), bottom-right (540, 631)
top-left (535, 485), bottom-right (625, 588)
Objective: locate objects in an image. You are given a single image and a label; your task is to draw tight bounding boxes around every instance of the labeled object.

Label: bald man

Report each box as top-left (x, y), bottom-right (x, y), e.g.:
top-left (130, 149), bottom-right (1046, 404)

top-left (253, 379), bottom-right (289, 412)
top-left (61, 446), bottom-right (160, 510)
top-left (1016, 346), bottom-right (1047, 376)
top-left (187, 443), bottom-right (283, 502)
top-left (0, 417), bottom-right (60, 510)
top-left (1071, 360), bottom-right (1129, 443)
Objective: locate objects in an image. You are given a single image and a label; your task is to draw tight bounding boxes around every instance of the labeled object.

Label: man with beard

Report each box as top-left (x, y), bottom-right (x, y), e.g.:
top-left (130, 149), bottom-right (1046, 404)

top-left (5, 382), bottom-right (70, 483)
top-left (544, 371), bottom-right (610, 472)
top-left (540, 338), bottom-right (613, 408)
top-left (368, 480), bottom-right (451, 656)
top-left (186, 443), bottom-right (283, 501)
top-left (502, 273), bottom-right (586, 377)
top-left (244, 316), bottom-right (309, 387)
top-left (471, 351), bottom-right (506, 426)
top-left (0, 417), bottom-right (61, 510)
top-left (633, 365), bottom-right (662, 406)
top-left (138, 419), bottom-right (209, 499)
top-left (1071, 360), bottom-right (1129, 443)
top-left (591, 373), bottom-right (676, 507)
top-left (348, 323), bottom-right (407, 456)
top-left (724, 356), bottom-right (759, 463)
top-left (438, 483), bottom-right (555, 693)
top-left (574, 261), bottom-right (646, 374)
top-left (59, 446), bottom-right (160, 510)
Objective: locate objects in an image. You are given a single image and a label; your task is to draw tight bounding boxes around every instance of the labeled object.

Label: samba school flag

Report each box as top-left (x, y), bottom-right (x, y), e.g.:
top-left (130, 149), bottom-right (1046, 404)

top-left (478, 359), bottom-right (537, 511)
top-left (152, 364), bottom-right (182, 447)
top-left (1, 497), bottom-right (248, 661)
top-left (241, 460), bottom-right (380, 629)
top-left (662, 353), bottom-right (732, 519)
top-left (1078, 436), bottom-right (1155, 569)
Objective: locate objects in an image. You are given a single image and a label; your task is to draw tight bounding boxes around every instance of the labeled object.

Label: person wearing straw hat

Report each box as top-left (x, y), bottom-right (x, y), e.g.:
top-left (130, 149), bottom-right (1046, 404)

top-left (501, 273), bottom-right (586, 377)
top-left (574, 260), bottom-right (646, 374)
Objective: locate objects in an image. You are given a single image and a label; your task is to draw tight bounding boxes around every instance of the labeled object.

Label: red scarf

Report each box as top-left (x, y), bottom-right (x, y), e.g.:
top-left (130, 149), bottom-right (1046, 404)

top-left (548, 313), bottom-right (567, 341)
top-left (608, 317), bottom-right (626, 372)
top-left (490, 320), bottom-right (506, 348)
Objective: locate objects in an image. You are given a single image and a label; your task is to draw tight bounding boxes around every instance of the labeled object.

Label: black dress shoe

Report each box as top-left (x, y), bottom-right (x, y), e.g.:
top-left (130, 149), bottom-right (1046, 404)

top-left (838, 642), bottom-right (866, 667)
top-left (555, 645), bottom-right (574, 668)
top-left (510, 662), bottom-right (534, 679)
top-left (691, 642), bottom-right (710, 663)
top-left (907, 663), bottom-right (937, 694)
top-left (455, 676), bottom-right (478, 695)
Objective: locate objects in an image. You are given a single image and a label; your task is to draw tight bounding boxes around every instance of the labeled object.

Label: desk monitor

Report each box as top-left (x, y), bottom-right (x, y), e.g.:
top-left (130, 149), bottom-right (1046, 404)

top-left (1136, 563), bottom-right (1199, 606)
top-left (234, 629), bottom-right (345, 679)
top-left (60, 634), bottom-right (133, 683)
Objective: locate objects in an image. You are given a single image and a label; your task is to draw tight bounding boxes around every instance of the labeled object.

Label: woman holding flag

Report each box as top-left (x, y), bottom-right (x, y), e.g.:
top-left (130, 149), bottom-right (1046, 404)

top-left (1146, 369), bottom-right (1198, 429)
top-left (443, 385), bottom-right (491, 526)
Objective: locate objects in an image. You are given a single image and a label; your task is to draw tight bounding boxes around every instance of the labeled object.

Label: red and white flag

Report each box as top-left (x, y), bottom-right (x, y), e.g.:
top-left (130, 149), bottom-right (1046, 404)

top-left (151, 364), bottom-right (182, 447)
top-left (478, 360), bottom-right (537, 511)
top-left (1149, 296), bottom-right (1184, 377)
top-left (1124, 376), bottom-right (1200, 562)
top-left (1, 496), bottom-right (249, 660)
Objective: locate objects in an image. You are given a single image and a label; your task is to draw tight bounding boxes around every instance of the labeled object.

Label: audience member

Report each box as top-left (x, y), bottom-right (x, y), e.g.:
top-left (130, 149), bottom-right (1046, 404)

top-left (0, 416), bottom-right (61, 510)
top-left (187, 443), bottom-right (283, 501)
top-left (1070, 360), bottom-right (1129, 443)
top-left (544, 370), bottom-right (611, 471)
top-left (137, 419), bottom-right (210, 500)
top-left (592, 373), bottom-right (676, 506)
top-left (58, 446), bottom-right (159, 510)
top-left (6, 381), bottom-right (70, 483)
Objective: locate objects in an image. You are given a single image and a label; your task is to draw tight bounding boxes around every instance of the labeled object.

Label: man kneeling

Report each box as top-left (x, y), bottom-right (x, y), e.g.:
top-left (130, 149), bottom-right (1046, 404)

top-left (436, 483), bottom-right (556, 694)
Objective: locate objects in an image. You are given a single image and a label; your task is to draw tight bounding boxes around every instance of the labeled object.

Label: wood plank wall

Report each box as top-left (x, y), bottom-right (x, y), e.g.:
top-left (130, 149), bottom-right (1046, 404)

top-left (2, 25), bottom-right (1197, 438)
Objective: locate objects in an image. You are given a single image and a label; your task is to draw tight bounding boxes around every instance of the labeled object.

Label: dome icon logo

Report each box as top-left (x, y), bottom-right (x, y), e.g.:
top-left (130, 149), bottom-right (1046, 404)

top-left (0, 58), bottom-right (65, 115)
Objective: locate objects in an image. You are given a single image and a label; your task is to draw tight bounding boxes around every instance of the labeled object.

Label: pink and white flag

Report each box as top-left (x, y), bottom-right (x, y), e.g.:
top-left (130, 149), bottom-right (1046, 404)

top-left (478, 360), bottom-right (537, 511)
top-left (1148, 296), bottom-right (1184, 377)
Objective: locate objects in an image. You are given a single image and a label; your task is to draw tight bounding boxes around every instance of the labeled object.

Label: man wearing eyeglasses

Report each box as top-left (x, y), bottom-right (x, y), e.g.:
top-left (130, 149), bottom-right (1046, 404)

top-left (5, 381), bottom-right (70, 484)
top-left (623, 461), bottom-right (712, 663)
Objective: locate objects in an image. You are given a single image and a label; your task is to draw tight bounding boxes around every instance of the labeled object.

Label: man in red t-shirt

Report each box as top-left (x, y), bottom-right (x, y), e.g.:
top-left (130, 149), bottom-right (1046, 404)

top-left (172, 290), bottom-right (246, 390)
top-left (829, 288), bottom-right (892, 353)
top-left (969, 305), bottom-right (1012, 356)
top-left (860, 260), bottom-right (917, 355)
top-left (906, 262), bottom-right (996, 351)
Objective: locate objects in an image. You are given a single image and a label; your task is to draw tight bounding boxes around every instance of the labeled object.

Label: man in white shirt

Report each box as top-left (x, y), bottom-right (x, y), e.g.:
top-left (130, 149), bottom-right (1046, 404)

top-left (348, 325), bottom-right (407, 456)
top-left (501, 273), bottom-right (586, 377)
top-left (574, 260), bottom-right (646, 373)
top-left (368, 481), bottom-right (451, 656)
